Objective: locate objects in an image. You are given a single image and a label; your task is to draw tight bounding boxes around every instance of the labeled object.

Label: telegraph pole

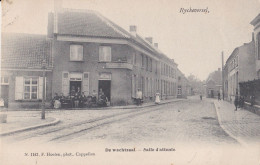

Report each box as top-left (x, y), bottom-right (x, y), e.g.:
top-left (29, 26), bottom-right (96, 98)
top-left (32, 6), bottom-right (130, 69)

top-left (222, 51), bottom-right (224, 100)
top-left (41, 59), bottom-right (46, 119)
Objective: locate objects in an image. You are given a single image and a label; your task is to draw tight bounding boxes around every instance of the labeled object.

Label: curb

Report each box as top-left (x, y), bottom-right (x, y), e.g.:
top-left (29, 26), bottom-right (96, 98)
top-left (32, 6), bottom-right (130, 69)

top-left (0, 118), bottom-right (60, 136)
top-left (213, 101), bottom-right (248, 147)
top-left (111, 99), bottom-right (185, 110)
top-left (5, 99), bottom-right (185, 111)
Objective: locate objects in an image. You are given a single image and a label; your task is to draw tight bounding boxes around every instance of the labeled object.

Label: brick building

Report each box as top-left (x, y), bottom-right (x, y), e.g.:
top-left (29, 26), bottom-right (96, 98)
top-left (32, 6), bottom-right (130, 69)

top-left (223, 39), bottom-right (255, 101)
top-left (1, 33), bottom-right (53, 108)
top-left (1, 9), bottom-right (187, 108)
top-left (250, 13), bottom-right (260, 78)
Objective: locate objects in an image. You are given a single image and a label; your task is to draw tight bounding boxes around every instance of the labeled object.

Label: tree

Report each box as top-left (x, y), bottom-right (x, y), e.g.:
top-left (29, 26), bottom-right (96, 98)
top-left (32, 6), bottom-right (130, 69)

top-left (2, 0), bottom-right (19, 28)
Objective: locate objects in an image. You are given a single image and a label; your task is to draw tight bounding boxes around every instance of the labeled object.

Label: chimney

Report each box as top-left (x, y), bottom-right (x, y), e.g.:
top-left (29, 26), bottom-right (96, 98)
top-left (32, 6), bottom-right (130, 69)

top-left (154, 43), bottom-right (158, 48)
top-left (54, 0), bottom-right (62, 12)
top-left (129, 25), bottom-right (137, 37)
top-left (145, 37), bottom-right (153, 44)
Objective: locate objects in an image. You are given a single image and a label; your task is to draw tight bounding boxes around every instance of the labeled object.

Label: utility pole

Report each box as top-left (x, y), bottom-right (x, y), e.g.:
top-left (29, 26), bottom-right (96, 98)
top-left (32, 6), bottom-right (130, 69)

top-left (41, 59), bottom-right (46, 119)
top-left (222, 51), bottom-right (224, 100)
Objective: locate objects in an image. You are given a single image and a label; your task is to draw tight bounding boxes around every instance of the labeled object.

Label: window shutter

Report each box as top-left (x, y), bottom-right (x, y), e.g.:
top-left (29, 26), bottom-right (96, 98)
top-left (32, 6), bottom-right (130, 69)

top-left (82, 72), bottom-right (89, 95)
top-left (132, 75), bottom-right (135, 98)
top-left (62, 72), bottom-right (70, 96)
top-left (15, 77), bottom-right (24, 100)
top-left (78, 45), bottom-right (83, 60)
top-left (99, 47), bottom-right (104, 61)
top-left (39, 77), bottom-right (43, 99)
top-left (38, 77), bottom-right (46, 99)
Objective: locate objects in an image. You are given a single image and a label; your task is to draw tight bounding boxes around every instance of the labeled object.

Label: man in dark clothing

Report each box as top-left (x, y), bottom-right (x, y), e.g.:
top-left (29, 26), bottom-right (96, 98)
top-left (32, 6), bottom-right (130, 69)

top-left (234, 95), bottom-right (239, 111)
top-left (218, 92), bottom-right (221, 101)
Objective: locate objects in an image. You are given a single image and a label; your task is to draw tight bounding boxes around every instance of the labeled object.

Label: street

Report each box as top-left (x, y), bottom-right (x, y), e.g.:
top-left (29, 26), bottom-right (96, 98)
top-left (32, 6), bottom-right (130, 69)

top-left (2, 97), bottom-right (260, 165)
top-left (1, 97), bottom-right (237, 145)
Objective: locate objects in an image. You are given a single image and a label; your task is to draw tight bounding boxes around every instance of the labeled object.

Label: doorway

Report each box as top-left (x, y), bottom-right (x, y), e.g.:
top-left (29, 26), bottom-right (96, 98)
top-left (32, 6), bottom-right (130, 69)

top-left (70, 81), bottom-right (82, 94)
top-left (98, 80), bottom-right (111, 101)
top-left (1, 85), bottom-right (9, 107)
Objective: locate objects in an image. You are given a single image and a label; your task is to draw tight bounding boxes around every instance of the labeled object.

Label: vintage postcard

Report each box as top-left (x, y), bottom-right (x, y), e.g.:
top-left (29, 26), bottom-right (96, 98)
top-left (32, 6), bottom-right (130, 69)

top-left (1, 0), bottom-right (260, 164)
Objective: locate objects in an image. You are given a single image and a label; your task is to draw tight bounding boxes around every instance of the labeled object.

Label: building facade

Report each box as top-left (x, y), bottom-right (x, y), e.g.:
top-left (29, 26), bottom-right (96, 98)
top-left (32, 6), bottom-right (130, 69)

top-left (204, 68), bottom-right (222, 98)
top-left (1, 9), bottom-right (187, 108)
top-left (250, 13), bottom-right (260, 79)
top-left (223, 40), bottom-right (255, 101)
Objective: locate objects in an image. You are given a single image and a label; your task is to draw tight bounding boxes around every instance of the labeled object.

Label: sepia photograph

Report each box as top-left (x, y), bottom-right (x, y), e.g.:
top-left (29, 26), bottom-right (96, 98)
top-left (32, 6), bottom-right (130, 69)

top-left (1, 0), bottom-right (260, 164)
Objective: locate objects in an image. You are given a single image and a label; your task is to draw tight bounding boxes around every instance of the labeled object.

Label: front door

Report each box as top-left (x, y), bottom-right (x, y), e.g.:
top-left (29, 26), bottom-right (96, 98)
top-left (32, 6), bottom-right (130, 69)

top-left (70, 81), bottom-right (82, 95)
top-left (1, 85), bottom-right (9, 107)
top-left (98, 80), bottom-right (111, 101)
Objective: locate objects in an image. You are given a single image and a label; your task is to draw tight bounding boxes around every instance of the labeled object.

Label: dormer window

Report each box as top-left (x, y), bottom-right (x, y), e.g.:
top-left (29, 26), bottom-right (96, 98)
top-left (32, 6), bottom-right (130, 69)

top-left (70, 45), bottom-right (83, 61)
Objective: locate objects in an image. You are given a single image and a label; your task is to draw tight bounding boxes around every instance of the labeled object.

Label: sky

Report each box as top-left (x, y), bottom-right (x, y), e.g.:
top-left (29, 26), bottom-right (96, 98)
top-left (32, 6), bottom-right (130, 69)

top-left (2, 0), bottom-right (260, 81)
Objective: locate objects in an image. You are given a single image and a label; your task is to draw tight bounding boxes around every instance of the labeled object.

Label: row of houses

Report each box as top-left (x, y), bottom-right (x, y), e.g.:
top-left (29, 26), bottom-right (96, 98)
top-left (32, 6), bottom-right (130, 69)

top-left (223, 13), bottom-right (260, 105)
top-left (204, 13), bottom-right (260, 105)
top-left (1, 8), bottom-right (190, 109)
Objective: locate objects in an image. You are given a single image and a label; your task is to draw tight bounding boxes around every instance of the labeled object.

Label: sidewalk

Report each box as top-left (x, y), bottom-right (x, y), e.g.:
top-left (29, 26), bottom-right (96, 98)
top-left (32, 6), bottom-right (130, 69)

top-left (0, 98), bottom-right (184, 136)
top-left (0, 112), bottom-right (60, 136)
top-left (214, 100), bottom-right (260, 146)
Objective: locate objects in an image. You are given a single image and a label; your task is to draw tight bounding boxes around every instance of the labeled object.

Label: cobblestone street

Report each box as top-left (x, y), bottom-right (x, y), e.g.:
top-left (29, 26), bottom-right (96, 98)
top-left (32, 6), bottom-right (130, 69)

top-left (1, 97), bottom-right (260, 165)
top-left (1, 97), bottom-right (242, 145)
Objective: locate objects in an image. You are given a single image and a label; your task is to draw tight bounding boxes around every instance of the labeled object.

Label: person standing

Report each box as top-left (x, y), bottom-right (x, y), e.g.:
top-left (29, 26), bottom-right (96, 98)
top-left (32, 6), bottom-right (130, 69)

top-left (234, 94), bottom-right (239, 111)
top-left (155, 90), bottom-right (160, 104)
top-left (218, 92), bottom-right (221, 101)
top-left (74, 92), bottom-right (80, 108)
top-left (136, 88), bottom-right (142, 106)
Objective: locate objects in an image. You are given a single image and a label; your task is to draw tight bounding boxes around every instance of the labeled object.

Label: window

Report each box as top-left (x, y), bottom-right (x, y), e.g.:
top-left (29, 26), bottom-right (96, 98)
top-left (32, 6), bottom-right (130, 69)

top-left (178, 85), bottom-right (182, 95)
top-left (132, 53), bottom-right (136, 65)
top-left (146, 56), bottom-right (149, 71)
top-left (258, 33), bottom-right (260, 60)
top-left (24, 77), bottom-right (38, 99)
top-left (150, 58), bottom-right (152, 72)
top-left (155, 61), bottom-right (158, 74)
top-left (1, 76), bottom-right (9, 85)
top-left (99, 46), bottom-right (111, 62)
top-left (70, 45), bottom-right (83, 61)
top-left (141, 54), bottom-right (145, 68)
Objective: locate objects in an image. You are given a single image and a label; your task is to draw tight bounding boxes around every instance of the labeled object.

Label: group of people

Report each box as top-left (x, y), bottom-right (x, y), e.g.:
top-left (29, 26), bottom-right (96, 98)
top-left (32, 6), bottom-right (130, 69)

top-left (51, 88), bottom-right (109, 109)
top-left (135, 89), bottom-right (161, 105)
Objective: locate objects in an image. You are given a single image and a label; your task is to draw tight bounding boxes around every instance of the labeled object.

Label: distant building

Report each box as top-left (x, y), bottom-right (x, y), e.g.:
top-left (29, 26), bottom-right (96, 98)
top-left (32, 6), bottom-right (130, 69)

top-left (205, 68), bottom-right (222, 98)
top-left (176, 69), bottom-right (189, 98)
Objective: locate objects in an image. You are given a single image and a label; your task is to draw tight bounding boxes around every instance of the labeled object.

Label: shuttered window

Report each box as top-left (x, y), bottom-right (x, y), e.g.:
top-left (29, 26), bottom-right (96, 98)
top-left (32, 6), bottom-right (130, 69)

top-left (99, 46), bottom-right (111, 62)
top-left (70, 45), bottom-right (83, 61)
top-left (15, 77), bottom-right (44, 100)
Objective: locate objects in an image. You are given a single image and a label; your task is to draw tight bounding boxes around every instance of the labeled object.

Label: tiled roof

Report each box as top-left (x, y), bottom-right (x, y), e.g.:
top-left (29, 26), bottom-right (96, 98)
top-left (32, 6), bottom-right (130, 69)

top-left (56, 9), bottom-right (130, 39)
top-left (1, 33), bottom-right (52, 69)
top-left (50, 9), bottom-right (162, 58)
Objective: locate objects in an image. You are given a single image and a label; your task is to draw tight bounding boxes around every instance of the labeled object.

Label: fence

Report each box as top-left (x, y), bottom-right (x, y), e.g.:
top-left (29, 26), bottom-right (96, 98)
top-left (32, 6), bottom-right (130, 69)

top-left (239, 79), bottom-right (260, 106)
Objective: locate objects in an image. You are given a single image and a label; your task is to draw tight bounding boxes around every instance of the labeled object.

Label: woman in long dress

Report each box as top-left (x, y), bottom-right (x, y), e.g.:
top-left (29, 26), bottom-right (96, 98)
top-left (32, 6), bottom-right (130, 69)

top-left (155, 90), bottom-right (160, 104)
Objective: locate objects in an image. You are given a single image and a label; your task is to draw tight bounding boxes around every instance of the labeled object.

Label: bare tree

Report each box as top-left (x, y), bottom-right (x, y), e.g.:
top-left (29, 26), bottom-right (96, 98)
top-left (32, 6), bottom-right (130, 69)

top-left (2, 0), bottom-right (19, 28)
